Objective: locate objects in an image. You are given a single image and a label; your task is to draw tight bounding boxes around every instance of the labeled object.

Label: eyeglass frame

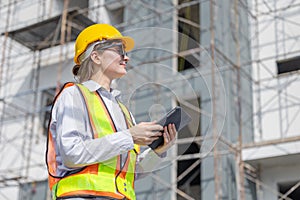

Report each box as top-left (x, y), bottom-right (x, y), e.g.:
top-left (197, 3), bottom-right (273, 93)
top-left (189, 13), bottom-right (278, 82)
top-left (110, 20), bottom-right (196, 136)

top-left (95, 42), bottom-right (127, 57)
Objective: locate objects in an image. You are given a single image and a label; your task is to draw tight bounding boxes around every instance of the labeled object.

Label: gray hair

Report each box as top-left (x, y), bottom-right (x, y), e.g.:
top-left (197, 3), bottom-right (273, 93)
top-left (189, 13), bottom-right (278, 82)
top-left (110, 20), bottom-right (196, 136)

top-left (74, 42), bottom-right (105, 83)
top-left (76, 57), bottom-right (95, 83)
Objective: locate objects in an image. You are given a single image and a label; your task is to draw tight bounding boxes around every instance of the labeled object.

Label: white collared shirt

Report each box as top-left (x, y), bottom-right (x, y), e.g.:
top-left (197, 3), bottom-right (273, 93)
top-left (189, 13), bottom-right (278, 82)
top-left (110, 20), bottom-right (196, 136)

top-left (49, 80), bottom-right (162, 177)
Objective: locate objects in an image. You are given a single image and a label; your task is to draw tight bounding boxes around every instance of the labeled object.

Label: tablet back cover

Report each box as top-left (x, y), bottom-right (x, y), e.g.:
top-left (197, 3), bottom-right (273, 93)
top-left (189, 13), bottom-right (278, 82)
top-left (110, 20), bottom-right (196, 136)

top-left (148, 106), bottom-right (192, 150)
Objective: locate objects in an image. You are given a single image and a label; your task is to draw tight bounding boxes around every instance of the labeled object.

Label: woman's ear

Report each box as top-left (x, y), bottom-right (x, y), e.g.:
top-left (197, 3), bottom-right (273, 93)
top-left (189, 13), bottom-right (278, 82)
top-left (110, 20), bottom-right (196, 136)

top-left (90, 51), bottom-right (102, 65)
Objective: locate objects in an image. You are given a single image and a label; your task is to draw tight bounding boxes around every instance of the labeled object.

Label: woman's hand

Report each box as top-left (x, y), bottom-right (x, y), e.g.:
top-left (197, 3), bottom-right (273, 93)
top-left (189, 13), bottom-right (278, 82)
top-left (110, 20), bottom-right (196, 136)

top-left (154, 123), bottom-right (177, 156)
top-left (129, 121), bottom-right (163, 146)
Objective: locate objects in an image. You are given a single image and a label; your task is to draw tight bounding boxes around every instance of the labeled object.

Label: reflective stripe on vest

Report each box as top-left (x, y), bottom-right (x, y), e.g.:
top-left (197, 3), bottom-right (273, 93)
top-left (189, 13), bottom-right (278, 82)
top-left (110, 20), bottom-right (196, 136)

top-left (46, 83), bottom-right (140, 200)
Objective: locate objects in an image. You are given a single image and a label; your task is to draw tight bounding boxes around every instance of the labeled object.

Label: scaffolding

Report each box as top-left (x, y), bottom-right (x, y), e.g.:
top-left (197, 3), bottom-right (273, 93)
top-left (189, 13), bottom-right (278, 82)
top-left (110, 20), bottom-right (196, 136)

top-left (0, 0), bottom-right (300, 199)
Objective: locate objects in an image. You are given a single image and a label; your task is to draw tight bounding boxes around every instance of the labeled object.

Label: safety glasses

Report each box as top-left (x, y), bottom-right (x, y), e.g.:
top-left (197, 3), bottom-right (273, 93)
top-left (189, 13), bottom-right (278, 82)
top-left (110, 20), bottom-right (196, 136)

top-left (96, 42), bottom-right (127, 57)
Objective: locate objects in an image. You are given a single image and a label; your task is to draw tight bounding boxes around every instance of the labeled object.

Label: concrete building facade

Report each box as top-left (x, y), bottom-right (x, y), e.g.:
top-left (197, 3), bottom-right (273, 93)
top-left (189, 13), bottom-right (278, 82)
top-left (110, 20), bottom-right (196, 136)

top-left (0, 0), bottom-right (299, 200)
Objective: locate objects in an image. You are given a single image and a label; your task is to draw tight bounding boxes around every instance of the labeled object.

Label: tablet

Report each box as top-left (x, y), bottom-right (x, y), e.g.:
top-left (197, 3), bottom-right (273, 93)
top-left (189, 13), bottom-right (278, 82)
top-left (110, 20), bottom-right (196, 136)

top-left (148, 106), bottom-right (192, 150)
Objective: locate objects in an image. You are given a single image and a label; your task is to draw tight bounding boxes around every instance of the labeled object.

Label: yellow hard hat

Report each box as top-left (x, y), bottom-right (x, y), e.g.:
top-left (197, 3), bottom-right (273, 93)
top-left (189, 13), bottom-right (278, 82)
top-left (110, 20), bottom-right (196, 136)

top-left (74, 24), bottom-right (135, 65)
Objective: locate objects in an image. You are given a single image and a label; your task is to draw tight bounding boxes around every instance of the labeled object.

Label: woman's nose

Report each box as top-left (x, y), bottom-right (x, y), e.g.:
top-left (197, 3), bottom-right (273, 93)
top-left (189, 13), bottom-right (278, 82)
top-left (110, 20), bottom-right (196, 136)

top-left (123, 54), bottom-right (130, 62)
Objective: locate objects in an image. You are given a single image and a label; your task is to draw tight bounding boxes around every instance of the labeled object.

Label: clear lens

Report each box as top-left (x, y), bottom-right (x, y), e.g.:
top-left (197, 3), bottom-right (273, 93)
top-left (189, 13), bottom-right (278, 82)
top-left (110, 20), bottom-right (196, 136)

top-left (96, 42), bottom-right (126, 57)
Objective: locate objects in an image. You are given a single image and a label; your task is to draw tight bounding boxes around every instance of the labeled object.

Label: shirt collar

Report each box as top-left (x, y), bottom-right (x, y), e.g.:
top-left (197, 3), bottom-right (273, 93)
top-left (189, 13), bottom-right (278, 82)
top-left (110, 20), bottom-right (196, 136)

top-left (82, 80), bottom-right (121, 98)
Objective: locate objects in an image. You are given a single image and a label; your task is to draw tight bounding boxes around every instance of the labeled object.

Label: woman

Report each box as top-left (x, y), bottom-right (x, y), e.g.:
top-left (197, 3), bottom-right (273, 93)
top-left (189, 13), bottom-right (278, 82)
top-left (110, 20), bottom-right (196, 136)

top-left (46, 24), bottom-right (176, 200)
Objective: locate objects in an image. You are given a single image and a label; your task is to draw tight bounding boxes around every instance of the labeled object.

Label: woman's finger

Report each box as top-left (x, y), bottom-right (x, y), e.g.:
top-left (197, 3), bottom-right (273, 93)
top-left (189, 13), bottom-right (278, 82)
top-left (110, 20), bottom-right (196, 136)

top-left (168, 124), bottom-right (175, 141)
top-left (164, 126), bottom-right (170, 143)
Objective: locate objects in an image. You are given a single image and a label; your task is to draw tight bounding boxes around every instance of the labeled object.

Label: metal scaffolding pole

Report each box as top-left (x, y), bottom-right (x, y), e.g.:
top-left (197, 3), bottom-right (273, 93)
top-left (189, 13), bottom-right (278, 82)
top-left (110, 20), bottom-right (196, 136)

top-left (234, 0), bottom-right (245, 199)
top-left (0, 0), bottom-right (300, 199)
top-left (209, 0), bottom-right (221, 199)
top-left (57, 0), bottom-right (69, 90)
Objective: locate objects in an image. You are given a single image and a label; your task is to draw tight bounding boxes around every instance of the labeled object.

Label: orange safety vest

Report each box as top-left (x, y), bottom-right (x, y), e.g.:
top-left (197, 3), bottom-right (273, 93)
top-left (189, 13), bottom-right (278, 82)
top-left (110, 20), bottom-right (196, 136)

top-left (46, 82), bottom-right (140, 200)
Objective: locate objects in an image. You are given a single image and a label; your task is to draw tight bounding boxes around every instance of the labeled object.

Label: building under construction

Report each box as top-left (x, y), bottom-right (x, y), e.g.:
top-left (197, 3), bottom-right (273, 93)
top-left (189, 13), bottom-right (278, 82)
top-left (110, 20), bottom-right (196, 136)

top-left (0, 0), bottom-right (300, 199)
